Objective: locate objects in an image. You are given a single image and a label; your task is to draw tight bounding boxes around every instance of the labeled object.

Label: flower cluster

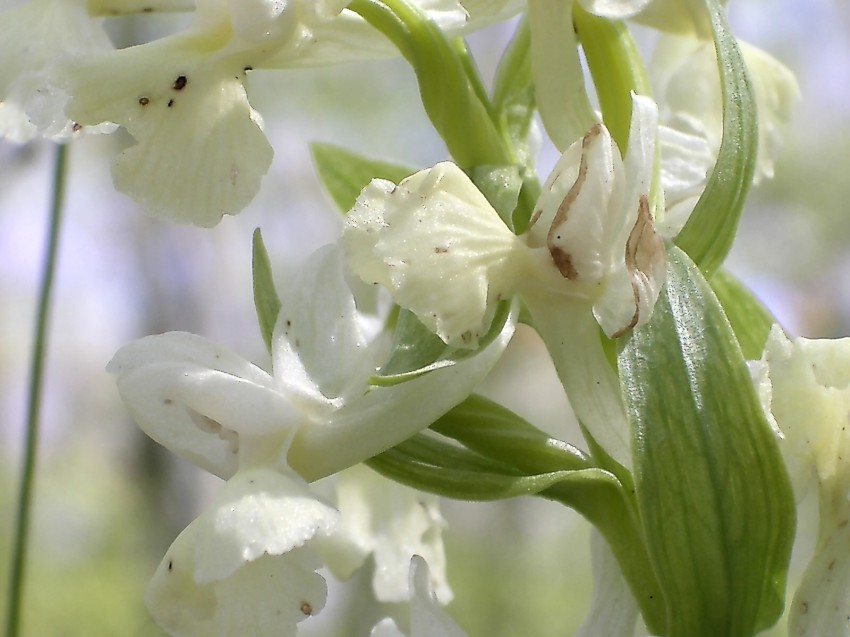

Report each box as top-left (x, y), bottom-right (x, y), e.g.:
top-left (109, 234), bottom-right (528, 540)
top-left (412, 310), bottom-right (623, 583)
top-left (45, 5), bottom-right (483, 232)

top-left (9, 1), bottom-right (849, 637)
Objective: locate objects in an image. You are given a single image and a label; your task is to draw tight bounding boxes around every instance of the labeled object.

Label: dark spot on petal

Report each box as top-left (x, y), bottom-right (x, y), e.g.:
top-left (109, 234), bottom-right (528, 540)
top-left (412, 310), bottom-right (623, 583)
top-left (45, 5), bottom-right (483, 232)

top-left (139, 96), bottom-right (150, 106)
top-left (167, 99), bottom-right (175, 107)
top-left (173, 75), bottom-right (188, 91)
top-left (72, 122), bottom-right (82, 132)
top-left (434, 246), bottom-right (448, 254)
top-left (143, 6), bottom-right (153, 12)
top-left (300, 601), bottom-right (313, 616)
top-left (163, 398), bottom-right (173, 405)
top-left (167, 559), bottom-right (173, 571)
top-left (244, 65), bottom-right (253, 72)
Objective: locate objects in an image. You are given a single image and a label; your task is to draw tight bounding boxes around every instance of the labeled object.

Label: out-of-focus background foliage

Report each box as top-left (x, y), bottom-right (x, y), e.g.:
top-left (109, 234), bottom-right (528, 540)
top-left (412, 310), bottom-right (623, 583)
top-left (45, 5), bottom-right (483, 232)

top-left (1, 1), bottom-right (848, 635)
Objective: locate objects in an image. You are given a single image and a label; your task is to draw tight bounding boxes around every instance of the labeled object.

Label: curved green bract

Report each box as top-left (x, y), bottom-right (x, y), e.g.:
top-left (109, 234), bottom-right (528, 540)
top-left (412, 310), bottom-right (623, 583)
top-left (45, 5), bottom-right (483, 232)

top-left (673, 0), bottom-right (758, 276)
top-left (619, 247), bottom-right (794, 636)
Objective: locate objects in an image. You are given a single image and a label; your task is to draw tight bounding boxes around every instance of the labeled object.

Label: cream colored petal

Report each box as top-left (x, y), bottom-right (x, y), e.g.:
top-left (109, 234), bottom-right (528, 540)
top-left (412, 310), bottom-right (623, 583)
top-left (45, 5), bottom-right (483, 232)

top-left (65, 34), bottom-right (273, 225)
top-left (192, 467), bottom-right (339, 582)
top-left (147, 503), bottom-right (330, 637)
top-left (342, 161), bottom-right (525, 349)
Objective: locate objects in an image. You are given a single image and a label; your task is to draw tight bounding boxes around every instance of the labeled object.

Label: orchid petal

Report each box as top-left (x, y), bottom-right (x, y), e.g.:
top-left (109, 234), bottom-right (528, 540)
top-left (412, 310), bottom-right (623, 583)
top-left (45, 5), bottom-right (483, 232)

top-left (273, 245), bottom-right (370, 407)
top-left (288, 302), bottom-right (516, 481)
top-left (342, 162), bottom-right (525, 349)
top-left (108, 332), bottom-right (301, 478)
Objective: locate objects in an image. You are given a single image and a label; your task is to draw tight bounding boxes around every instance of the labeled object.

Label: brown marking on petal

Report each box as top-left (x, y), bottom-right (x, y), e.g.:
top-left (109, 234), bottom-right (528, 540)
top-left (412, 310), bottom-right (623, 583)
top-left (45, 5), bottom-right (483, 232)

top-left (163, 398), bottom-right (173, 405)
top-left (300, 601), bottom-right (313, 616)
top-left (138, 96), bottom-right (150, 106)
top-left (545, 124), bottom-right (602, 279)
top-left (613, 194), bottom-right (664, 337)
top-left (434, 246), bottom-right (448, 254)
top-left (72, 122), bottom-right (82, 132)
top-left (167, 99), bottom-right (175, 108)
top-left (172, 75), bottom-right (188, 91)
top-left (167, 559), bottom-right (173, 571)
top-left (800, 601), bottom-right (809, 614)
top-left (550, 247), bottom-right (578, 280)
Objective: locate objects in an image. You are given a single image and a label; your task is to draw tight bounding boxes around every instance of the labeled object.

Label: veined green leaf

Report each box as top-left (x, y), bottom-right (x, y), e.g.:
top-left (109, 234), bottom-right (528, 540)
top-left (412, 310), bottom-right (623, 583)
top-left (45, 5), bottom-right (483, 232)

top-left (673, 0), bottom-right (758, 276)
top-left (251, 228), bottom-right (281, 353)
top-left (711, 269), bottom-right (777, 360)
top-left (619, 247), bottom-right (794, 637)
top-left (310, 142), bottom-right (415, 213)
top-left (430, 394), bottom-right (591, 474)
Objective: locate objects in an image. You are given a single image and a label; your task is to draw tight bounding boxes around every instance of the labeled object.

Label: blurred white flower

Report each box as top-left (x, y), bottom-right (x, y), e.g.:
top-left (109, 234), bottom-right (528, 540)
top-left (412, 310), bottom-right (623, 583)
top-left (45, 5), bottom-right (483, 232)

top-left (342, 93), bottom-right (663, 465)
top-left (314, 464), bottom-right (452, 603)
top-left (750, 326), bottom-right (850, 636)
top-left (651, 35), bottom-right (799, 233)
top-left (108, 244), bottom-right (512, 634)
top-left (370, 556), bottom-right (467, 637)
top-left (0, 0), bottom-right (116, 142)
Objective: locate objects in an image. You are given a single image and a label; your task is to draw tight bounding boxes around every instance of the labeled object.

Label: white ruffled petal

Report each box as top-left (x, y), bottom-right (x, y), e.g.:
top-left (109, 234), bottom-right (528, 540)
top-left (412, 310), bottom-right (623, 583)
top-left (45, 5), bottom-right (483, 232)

top-left (342, 162), bottom-right (526, 349)
top-left (64, 33), bottom-right (273, 225)
top-left (147, 485), bottom-right (332, 637)
top-left (193, 467), bottom-right (339, 582)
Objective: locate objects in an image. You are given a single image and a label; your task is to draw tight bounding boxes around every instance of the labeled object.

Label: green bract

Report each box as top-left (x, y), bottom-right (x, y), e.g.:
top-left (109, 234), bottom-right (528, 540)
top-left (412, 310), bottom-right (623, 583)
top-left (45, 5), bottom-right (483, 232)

top-left (619, 247), bottom-right (795, 636)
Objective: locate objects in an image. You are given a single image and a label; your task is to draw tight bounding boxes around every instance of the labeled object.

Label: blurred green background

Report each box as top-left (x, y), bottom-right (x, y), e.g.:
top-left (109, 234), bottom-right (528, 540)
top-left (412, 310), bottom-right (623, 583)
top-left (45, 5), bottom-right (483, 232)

top-left (2, 1), bottom-right (849, 635)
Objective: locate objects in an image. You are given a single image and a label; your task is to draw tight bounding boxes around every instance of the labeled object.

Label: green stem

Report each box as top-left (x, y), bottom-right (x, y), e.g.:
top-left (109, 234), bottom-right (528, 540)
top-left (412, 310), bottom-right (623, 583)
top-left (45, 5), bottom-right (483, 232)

top-left (5, 143), bottom-right (68, 637)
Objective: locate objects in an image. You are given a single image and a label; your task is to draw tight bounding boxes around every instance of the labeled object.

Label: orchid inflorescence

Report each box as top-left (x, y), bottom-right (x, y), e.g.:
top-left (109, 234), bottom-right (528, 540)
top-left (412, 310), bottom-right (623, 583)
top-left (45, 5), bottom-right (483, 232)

top-left (5, 0), bottom-right (844, 636)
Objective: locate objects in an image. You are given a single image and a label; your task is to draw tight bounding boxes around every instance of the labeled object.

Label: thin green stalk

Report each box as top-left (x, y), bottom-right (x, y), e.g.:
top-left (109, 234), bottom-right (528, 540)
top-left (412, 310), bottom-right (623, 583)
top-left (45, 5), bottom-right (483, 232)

top-left (5, 142), bottom-right (69, 637)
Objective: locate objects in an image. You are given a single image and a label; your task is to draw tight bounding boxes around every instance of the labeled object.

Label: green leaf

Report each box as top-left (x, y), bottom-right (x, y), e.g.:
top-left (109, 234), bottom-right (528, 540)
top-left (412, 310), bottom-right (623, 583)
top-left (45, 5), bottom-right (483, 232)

top-left (251, 228), bottom-right (281, 352)
top-left (711, 269), bottom-right (777, 360)
top-left (430, 394), bottom-right (591, 474)
top-left (349, 0), bottom-right (510, 168)
top-left (310, 142), bottom-right (415, 213)
top-left (372, 301), bottom-right (513, 386)
top-left (618, 247), bottom-right (794, 637)
top-left (370, 418), bottom-right (667, 632)
top-left (673, 0), bottom-right (758, 276)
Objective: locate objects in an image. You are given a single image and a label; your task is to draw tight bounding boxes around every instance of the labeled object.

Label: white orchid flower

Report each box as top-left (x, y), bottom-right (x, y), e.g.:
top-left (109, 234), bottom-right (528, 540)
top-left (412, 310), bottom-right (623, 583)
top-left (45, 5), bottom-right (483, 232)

top-left (145, 466), bottom-right (338, 637)
top-left (651, 34), bottom-right (799, 234)
top-left (342, 93), bottom-right (664, 466)
top-left (108, 245), bottom-right (513, 635)
top-left (0, 0), bottom-right (119, 142)
top-left (313, 464), bottom-right (452, 603)
top-left (109, 244), bottom-right (512, 481)
top-left (47, 0), bottom-right (521, 225)
top-left (370, 556), bottom-right (467, 637)
top-left (750, 326), bottom-right (850, 636)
